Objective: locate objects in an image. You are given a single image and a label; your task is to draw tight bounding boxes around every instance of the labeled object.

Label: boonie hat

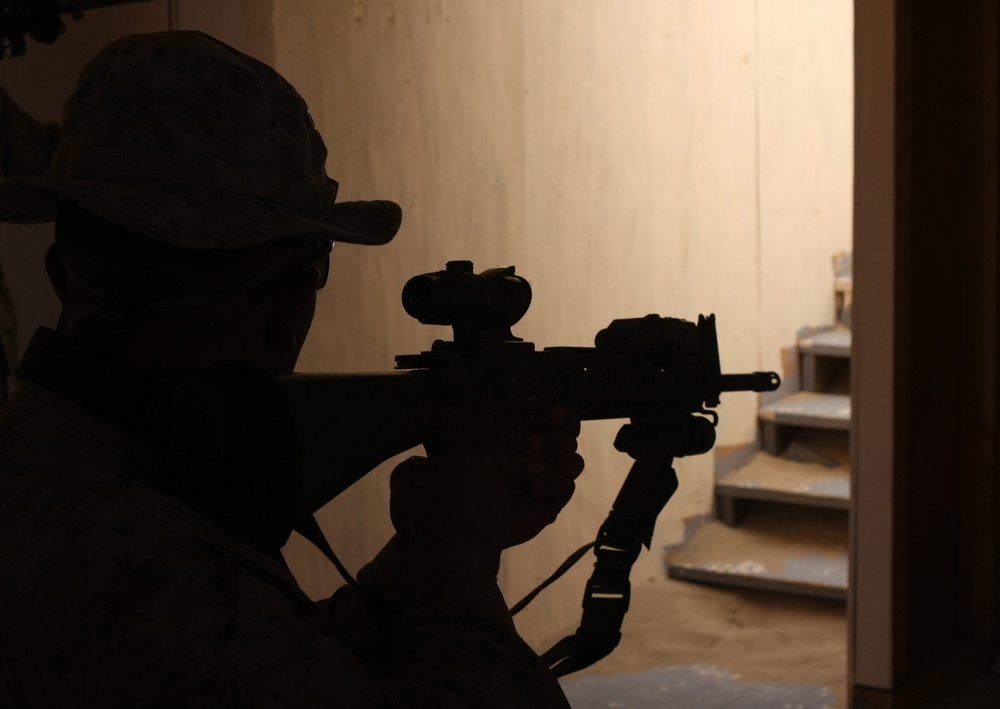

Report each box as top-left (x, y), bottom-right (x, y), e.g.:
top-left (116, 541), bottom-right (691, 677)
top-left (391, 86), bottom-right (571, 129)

top-left (0, 30), bottom-right (401, 248)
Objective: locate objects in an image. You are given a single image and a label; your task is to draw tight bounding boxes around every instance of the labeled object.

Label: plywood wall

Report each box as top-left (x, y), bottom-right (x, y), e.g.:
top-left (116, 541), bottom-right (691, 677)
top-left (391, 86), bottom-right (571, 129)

top-left (272, 0), bottom-right (853, 648)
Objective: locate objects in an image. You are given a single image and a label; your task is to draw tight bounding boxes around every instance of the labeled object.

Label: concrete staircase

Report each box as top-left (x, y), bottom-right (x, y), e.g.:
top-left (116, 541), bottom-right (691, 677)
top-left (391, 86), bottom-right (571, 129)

top-left (667, 256), bottom-right (852, 601)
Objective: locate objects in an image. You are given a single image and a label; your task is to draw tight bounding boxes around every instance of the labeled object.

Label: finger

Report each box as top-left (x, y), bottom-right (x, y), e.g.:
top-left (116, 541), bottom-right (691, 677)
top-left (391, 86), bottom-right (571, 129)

top-left (505, 491), bottom-right (573, 546)
top-left (427, 445), bottom-right (535, 482)
top-left (390, 455), bottom-right (429, 489)
top-left (491, 447), bottom-right (543, 481)
top-left (548, 405), bottom-right (581, 436)
top-left (524, 429), bottom-right (579, 461)
top-left (526, 477), bottom-right (577, 504)
top-left (523, 451), bottom-right (584, 487)
top-left (547, 451), bottom-right (585, 481)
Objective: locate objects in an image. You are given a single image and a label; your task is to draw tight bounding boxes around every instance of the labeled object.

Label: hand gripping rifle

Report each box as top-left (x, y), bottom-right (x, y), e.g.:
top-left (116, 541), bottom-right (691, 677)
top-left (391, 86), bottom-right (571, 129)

top-left (277, 260), bottom-right (779, 675)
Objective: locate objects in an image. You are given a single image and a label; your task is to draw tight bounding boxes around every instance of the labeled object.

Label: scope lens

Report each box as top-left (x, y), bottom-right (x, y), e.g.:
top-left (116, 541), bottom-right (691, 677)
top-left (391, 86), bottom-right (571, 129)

top-left (484, 275), bottom-right (532, 324)
top-left (402, 274), bottom-right (450, 323)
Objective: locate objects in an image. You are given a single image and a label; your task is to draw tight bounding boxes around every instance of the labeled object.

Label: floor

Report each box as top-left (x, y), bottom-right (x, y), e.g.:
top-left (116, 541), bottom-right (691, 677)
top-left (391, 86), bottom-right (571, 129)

top-left (551, 577), bottom-right (848, 708)
top-left (553, 578), bottom-right (1000, 708)
top-left (561, 664), bottom-right (837, 708)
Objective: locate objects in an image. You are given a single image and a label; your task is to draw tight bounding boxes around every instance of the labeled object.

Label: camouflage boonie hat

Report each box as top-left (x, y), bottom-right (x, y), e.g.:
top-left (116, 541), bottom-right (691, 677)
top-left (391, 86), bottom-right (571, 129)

top-left (0, 30), bottom-right (401, 248)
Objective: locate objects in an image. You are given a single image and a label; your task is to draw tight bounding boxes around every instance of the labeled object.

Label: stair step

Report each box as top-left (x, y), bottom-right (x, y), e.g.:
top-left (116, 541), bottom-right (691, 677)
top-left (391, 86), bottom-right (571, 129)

top-left (716, 449), bottom-right (850, 515)
top-left (760, 391), bottom-right (850, 431)
top-left (799, 328), bottom-right (851, 358)
top-left (667, 505), bottom-right (849, 601)
top-left (799, 327), bottom-right (852, 391)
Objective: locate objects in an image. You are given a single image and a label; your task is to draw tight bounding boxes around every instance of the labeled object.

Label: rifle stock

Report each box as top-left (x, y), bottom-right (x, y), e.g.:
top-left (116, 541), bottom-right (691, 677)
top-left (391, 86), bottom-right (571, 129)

top-left (278, 372), bottom-right (438, 516)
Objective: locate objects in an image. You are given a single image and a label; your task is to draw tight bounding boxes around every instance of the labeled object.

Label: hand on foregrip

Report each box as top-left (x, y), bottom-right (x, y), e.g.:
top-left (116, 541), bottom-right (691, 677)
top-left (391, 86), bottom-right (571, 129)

top-left (389, 406), bottom-right (585, 573)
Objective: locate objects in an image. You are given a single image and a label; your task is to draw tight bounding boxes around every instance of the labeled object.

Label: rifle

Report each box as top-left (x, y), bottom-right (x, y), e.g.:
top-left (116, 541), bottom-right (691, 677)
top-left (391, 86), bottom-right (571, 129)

top-left (277, 260), bottom-right (780, 675)
top-left (279, 260), bottom-right (779, 518)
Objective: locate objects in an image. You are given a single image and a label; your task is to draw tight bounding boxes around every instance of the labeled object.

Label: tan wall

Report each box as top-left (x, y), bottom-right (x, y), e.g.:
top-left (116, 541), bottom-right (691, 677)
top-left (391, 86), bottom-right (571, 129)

top-left (0, 0), bottom-right (852, 652)
top-left (272, 0), bottom-right (853, 648)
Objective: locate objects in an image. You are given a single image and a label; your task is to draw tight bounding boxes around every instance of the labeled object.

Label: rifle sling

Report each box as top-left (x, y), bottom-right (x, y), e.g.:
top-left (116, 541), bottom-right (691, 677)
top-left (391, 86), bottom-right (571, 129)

top-left (542, 458), bottom-right (679, 677)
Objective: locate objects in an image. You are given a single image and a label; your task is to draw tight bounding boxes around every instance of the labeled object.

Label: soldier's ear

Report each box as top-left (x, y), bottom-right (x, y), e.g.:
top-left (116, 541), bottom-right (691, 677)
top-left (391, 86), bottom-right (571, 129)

top-left (44, 243), bottom-right (68, 303)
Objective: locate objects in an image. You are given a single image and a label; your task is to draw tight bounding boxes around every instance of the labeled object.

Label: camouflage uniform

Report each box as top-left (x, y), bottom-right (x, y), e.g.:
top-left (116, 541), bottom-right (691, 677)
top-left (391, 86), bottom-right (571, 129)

top-left (0, 353), bottom-right (568, 706)
top-left (0, 31), bottom-right (570, 707)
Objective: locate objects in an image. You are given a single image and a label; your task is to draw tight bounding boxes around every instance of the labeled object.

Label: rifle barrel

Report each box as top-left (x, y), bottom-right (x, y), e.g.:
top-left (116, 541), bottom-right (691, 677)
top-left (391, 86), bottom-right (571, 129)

top-left (719, 371), bottom-right (781, 393)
